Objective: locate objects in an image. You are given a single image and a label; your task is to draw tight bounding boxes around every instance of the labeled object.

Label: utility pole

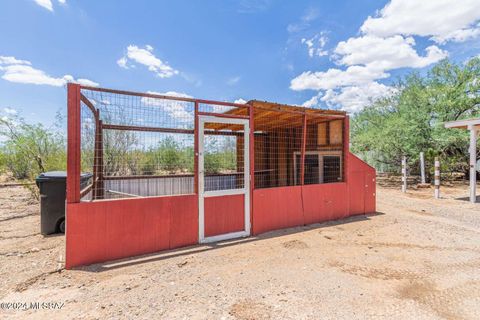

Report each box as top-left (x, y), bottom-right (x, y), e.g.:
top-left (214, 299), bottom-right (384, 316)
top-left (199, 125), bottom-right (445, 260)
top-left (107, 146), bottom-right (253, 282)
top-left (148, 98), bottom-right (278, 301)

top-left (402, 156), bottom-right (407, 193)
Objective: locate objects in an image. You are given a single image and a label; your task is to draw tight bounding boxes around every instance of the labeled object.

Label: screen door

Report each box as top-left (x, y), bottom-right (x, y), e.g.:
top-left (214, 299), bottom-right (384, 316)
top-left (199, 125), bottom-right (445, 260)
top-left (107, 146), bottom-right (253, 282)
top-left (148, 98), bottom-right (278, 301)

top-left (198, 116), bottom-right (250, 243)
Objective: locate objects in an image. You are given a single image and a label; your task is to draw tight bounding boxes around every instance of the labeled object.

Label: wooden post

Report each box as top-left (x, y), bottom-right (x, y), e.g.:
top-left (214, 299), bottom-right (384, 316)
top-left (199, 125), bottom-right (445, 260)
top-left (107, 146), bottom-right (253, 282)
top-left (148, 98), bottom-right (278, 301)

top-left (469, 126), bottom-right (477, 203)
top-left (67, 83), bottom-right (81, 204)
top-left (98, 120), bottom-right (104, 199)
top-left (249, 103), bottom-right (255, 233)
top-left (434, 157), bottom-right (440, 199)
top-left (92, 110), bottom-right (101, 200)
top-left (300, 113), bottom-right (307, 185)
top-left (420, 152), bottom-right (426, 184)
top-left (401, 156), bottom-right (407, 193)
top-left (343, 116), bottom-right (349, 183)
top-left (194, 101), bottom-right (199, 194)
top-left (278, 128), bottom-right (287, 187)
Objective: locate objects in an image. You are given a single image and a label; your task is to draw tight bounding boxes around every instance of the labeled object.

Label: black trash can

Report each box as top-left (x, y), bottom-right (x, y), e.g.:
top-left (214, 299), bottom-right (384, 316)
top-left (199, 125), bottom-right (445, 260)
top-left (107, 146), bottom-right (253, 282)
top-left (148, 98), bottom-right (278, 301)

top-left (36, 171), bottom-right (92, 235)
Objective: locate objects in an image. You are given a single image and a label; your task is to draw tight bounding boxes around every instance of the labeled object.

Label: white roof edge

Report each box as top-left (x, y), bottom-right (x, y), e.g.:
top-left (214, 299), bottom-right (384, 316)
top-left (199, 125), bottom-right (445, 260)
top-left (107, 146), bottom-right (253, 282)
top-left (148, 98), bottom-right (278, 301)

top-left (444, 118), bottom-right (480, 129)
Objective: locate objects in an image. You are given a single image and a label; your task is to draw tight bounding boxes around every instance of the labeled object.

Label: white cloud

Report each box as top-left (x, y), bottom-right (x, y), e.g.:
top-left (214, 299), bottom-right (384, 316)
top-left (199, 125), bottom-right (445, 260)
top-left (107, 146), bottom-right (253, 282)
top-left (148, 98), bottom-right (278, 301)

top-left (32, 0), bottom-right (66, 11)
top-left (432, 24), bottom-right (480, 44)
top-left (289, 0), bottom-right (472, 112)
top-left (33, 0), bottom-right (53, 11)
top-left (0, 56), bottom-right (31, 65)
top-left (238, 0), bottom-right (271, 14)
top-left (301, 32), bottom-right (328, 58)
top-left (155, 91), bottom-right (192, 99)
top-left (141, 91), bottom-right (193, 122)
top-left (319, 82), bottom-right (396, 113)
top-left (116, 56), bottom-right (128, 69)
top-left (2, 65), bottom-right (68, 86)
top-left (227, 76), bottom-right (241, 86)
top-left (118, 45), bottom-right (179, 78)
top-left (302, 8), bottom-right (319, 23)
top-left (302, 95), bottom-right (319, 108)
top-left (287, 7), bottom-right (319, 33)
top-left (3, 107), bottom-right (17, 115)
top-left (360, 0), bottom-right (480, 44)
top-left (234, 98), bottom-right (247, 104)
top-left (75, 78), bottom-right (99, 87)
top-left (334, 35), bottom-right (447, 70)
top-left (0, 56), bottom-right (98, 87)
top-left (290, 65), bottom-right (389, 91)
top-left (302, 82), bottom-right (395, 113)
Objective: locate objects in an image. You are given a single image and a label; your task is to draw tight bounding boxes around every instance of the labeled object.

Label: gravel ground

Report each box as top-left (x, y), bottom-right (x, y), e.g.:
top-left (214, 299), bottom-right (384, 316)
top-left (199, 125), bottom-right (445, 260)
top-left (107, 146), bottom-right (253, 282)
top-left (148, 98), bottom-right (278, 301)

top-left (0, 182), bottom-right (479, 319)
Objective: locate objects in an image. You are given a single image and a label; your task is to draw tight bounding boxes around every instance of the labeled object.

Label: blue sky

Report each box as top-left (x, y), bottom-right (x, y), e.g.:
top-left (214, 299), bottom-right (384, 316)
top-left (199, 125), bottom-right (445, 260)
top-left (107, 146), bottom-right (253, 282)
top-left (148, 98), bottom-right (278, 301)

top-left (1, 0), bottom-right (480, 126)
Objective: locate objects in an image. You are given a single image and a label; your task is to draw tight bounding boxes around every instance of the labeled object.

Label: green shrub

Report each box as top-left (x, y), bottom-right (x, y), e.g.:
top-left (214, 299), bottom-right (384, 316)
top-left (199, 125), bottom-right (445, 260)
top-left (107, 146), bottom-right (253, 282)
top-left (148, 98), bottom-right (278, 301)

top-left (0, 114), bottom-right (66, 198)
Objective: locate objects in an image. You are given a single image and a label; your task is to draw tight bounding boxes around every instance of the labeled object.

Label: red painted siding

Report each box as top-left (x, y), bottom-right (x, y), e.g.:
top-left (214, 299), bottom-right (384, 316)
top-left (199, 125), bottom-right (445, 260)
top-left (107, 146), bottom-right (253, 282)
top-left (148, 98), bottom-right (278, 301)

top-left (66, 151), bottom-right (376, 268)
top-left (169, 197), bottom-right (199, 249)
top-left (252, 186), bottom-right (304, 235)
top-left (348, 153), bottom-right (376, 214)
top-left (364, 172), bottom-right (376, 213)
top-left (251, 152), bottom-right (375, 236)
top-left (204, 194), bottom-right (245, 237)
top-left (303, 183), bottom-right (348, 224)
top-left (66, 194), bottom-right (197, 268)
top-left (348, 171), bottom-right (365, 215)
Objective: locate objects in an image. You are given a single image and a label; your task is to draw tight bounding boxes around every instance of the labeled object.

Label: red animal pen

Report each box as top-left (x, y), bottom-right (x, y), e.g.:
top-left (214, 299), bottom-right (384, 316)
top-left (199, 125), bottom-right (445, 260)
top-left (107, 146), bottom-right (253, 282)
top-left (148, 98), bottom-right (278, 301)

top-left (66, 83), bottom-right (375, 268)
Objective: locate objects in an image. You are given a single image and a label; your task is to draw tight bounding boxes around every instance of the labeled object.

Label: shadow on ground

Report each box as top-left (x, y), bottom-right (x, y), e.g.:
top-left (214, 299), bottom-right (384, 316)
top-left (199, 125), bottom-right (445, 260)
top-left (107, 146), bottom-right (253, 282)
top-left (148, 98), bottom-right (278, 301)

top-left (77, 212), bottom-right (385, 273)
top-left (455, 195), bottom-right (480, 202)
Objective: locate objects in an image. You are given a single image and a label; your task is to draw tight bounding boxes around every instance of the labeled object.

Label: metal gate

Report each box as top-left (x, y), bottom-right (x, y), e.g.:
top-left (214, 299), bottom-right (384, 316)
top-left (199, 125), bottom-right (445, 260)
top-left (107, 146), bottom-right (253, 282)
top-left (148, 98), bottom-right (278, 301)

top-left (198, 116), bottom-right (250, 243)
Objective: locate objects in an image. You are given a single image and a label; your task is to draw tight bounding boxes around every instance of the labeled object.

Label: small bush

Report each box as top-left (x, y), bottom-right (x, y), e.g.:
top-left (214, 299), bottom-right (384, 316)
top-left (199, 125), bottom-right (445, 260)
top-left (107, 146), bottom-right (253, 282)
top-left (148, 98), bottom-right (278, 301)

top-left (0, 114), bottom-right (66, 199)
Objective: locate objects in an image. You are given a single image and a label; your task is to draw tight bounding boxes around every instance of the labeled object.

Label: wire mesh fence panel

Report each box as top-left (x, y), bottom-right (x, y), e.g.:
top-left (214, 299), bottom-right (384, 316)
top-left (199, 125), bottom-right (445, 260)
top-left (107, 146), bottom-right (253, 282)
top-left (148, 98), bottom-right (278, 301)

top-left (79, 100), bottom-right (95, 200)
top-left (77, 87), bottom-right (346, 200)
top-left (253, 108), bottom-right (304, 188)
top-left (83, 89), bottom-right (195, 129)
top-left (79, 88), bottom-right (195, 200)
top-left (198, 102), bottom-right (249, 117)
top-left (253, 108), bottom-right (345, 189)
top-left (202, 123), bottom-right (245, 192)
top-left (303, 115), bottom-right (344, 184)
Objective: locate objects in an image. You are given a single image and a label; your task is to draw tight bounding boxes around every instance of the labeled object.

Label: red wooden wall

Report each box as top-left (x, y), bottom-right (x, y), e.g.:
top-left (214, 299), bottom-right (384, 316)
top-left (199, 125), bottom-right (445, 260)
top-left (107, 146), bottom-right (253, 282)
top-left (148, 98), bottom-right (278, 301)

top-left (65, 151), bottom-right (375, 268)
top-left (65, 194), bottom-right (197, 269)
top-left (204, 194), bottom-right (245, 237)
top-left (252, 152), bottom-right (376, 235)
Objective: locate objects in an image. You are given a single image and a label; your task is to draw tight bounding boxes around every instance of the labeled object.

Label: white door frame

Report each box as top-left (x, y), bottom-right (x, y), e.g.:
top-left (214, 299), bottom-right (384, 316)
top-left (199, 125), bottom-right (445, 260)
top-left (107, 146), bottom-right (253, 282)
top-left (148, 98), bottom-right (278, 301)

top-left (198, 115), bottom-right (250, 243)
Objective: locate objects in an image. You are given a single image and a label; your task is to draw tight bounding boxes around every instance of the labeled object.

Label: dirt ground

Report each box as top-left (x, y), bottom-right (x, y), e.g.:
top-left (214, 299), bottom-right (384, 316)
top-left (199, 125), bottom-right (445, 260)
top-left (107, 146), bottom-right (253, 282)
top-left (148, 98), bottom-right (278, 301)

top-left (1, 182), bottom-right (479, 320)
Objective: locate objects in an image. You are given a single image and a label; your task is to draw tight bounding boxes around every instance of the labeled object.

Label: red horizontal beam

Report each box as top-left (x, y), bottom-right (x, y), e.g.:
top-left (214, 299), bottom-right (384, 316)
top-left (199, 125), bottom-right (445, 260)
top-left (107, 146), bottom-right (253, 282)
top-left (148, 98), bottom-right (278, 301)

top-left (104, 174), bottom-right (194, 180)
top-left (253, 105), bottom-right (345, 118)
top-left (103, 172), bottom-right (243, 180)
top-left (197, 111), bottom-right (249, 119)
top-left (79, 85), bottom-right (251, 109)
top-left (102, 123), bottom-right (243, 136)
top-left (102, 124), bottom-right (194, 134)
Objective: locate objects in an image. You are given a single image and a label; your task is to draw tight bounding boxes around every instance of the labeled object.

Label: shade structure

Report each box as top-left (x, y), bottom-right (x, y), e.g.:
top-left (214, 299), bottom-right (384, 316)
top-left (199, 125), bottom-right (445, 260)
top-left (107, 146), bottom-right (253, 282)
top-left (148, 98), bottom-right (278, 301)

top-left (445, 118), bottom-right (480, 203)
top-left (65, 84), bottom-right (376, 268)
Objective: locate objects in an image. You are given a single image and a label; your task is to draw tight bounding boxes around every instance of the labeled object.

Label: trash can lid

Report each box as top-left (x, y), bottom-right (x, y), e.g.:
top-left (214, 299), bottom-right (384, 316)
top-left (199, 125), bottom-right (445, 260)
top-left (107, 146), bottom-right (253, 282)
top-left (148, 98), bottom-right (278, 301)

top-left (39, 171), bottom-right (67, 178)
top-left (36, 171), bottom-right (92, 181)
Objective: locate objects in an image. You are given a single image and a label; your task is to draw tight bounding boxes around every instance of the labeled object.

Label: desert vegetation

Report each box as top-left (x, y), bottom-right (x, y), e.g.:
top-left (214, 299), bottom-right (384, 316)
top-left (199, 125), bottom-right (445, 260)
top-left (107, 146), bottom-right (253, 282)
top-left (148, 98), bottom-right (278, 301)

top-left (1, 58), bottom-right (479, 195)
top-left (351, 57), bottom-right (480, 179)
